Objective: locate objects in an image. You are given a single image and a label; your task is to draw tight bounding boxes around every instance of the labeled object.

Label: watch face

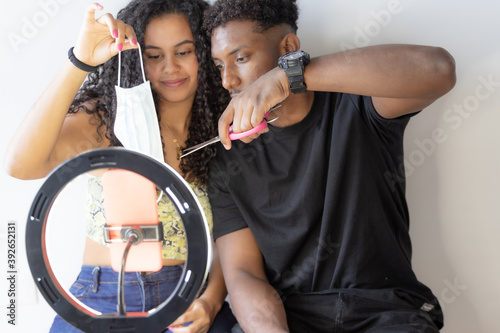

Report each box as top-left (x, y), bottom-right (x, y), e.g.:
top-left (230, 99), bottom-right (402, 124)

top-left (287, 52), bottom-right (303, 60)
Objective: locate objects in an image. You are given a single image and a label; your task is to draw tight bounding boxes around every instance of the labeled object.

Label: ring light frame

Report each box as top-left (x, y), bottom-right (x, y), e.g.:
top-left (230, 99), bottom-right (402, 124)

top-left (25, 148), bottom-right (212, 333)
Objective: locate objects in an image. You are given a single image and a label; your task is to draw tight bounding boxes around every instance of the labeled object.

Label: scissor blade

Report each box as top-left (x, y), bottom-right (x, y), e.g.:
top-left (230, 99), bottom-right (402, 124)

top-left (180, 104), bottom-right (282, 159)
top-left (268, 104), bottom-right (281, 112)
top-left (179, 136), bottom-right (220, 159)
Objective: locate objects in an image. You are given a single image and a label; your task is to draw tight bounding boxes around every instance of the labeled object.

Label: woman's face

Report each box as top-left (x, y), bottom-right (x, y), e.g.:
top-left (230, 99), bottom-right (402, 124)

top-left (143, 14), bottom-right (199, 106)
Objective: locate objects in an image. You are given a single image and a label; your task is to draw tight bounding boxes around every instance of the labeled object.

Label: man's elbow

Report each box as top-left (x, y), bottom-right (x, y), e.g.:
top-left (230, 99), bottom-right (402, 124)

top-left (432, 47), bottom-right (457, 97)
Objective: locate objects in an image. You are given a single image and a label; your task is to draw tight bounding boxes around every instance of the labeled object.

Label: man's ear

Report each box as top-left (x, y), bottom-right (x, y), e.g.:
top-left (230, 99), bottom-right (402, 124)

top-left (279, 33), bottom-right (301, 54)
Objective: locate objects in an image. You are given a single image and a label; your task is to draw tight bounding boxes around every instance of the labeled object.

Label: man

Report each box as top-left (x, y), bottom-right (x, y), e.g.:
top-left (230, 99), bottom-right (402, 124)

top-left (204, 0), bottom-right (456, 332)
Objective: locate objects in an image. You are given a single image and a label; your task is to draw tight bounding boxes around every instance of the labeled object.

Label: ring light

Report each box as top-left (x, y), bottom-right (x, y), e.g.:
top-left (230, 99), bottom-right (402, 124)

top-left (25, 148), bottom-right (211, 332)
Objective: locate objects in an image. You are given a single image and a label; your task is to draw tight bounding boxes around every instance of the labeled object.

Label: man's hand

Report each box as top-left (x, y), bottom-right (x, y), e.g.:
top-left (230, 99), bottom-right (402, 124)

top-left (218, 67), bottom-right (290, 150)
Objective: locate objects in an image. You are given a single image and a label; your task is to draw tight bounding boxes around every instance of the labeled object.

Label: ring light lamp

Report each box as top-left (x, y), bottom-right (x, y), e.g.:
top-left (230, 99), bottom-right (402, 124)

top-left (25, 148), bottom-right (212, 332)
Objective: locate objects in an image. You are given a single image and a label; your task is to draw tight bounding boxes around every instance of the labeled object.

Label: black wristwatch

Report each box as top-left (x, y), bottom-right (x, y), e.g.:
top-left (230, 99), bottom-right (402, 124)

top-left (278, 50), bottom-right (311, 94)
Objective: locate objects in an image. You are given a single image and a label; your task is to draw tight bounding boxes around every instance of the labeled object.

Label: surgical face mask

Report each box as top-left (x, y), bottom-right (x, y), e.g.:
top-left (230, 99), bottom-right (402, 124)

top-left (114, 45), bottom-right (165, 163)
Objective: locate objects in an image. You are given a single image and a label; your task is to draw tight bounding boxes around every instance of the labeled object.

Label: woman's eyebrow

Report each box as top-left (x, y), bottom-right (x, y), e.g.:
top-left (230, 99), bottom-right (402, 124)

top-left (144, 40), bottom-right (194, 50)
top-left (175, 40), bottom-right (194, 47)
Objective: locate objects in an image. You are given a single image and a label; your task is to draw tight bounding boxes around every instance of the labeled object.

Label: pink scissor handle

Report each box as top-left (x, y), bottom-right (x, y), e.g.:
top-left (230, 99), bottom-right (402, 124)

top-left (228, 112), bottom-right (270, 140)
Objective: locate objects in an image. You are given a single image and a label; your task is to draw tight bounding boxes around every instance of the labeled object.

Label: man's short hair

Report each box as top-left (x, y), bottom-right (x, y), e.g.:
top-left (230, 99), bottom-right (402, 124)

top-left (204, 0), bottom-right (299, 36)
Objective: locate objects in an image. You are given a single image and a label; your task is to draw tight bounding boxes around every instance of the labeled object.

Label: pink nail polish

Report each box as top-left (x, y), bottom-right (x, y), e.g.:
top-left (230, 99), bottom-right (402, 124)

top-left (113, 30), bottom-right (118, 38)
top-left (117, 43), bottom-right (123, 52)
top-left (96, 4), bottom-right (103, 9)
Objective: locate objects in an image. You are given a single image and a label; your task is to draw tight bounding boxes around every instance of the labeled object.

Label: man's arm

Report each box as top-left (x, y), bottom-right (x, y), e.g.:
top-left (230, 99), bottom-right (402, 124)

top-left (218, 44), bottom-right (456, 148)
top-left (217, 228), bottom-right (289, 333)
top-left (304, 44), bottom-right (456, 118)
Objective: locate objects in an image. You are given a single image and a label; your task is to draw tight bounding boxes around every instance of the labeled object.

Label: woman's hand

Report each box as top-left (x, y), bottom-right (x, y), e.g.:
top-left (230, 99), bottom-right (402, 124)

top-left (73, 3), bottom-right (138, 67)
top-left (167, 297), bottom-right (219, 333)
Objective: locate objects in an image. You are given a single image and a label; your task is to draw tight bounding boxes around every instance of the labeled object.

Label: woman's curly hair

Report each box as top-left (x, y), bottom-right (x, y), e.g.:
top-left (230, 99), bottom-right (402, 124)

top-left (203, 0), bottom-right (299, 36)
top-left (70, 0), bottom-right (229, 185)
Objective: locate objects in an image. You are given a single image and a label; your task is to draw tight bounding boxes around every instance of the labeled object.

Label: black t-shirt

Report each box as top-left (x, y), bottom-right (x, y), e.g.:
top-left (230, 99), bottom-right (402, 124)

top-left (208, 91), bottom-right (438, 304)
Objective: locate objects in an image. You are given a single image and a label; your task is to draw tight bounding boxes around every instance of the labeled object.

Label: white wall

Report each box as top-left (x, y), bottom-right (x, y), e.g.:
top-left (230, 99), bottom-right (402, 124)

top-left (0, 0), bottom-right (498, 332)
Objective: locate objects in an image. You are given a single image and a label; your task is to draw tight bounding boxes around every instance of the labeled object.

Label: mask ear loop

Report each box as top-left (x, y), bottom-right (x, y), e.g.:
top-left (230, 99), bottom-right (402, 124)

top-left (117, 43), bottom-right (147, 87)
top-left (116, 44), bottom-right (164, 203)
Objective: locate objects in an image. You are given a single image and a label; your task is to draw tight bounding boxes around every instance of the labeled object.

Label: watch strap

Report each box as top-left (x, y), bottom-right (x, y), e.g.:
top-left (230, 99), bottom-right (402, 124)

top-left (279, 50), bottom-right (310, 94)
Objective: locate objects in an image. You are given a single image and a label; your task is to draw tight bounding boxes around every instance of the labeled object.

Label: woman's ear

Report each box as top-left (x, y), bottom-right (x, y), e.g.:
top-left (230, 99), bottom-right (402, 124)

top-left (279, 33), bottom-right (301, 54)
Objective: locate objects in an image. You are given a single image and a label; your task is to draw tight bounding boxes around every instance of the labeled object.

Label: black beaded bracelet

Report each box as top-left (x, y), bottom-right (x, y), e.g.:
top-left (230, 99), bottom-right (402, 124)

top-left (67, 47), bottom-right (99, 72)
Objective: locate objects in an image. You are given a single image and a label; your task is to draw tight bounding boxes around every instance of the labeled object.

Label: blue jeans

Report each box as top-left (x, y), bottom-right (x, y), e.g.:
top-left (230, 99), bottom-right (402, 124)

top-left (49, 265), bottom-right (236, 332)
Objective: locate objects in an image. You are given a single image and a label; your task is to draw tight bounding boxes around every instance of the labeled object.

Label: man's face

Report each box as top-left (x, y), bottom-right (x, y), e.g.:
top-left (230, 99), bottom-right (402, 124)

top-left (211, 20), bottom-right (283, 97)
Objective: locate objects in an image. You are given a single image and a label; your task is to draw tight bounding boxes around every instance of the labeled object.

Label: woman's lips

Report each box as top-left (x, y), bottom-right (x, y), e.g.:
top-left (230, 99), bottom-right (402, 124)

top-left (162, 78), bottom-right (187, 88)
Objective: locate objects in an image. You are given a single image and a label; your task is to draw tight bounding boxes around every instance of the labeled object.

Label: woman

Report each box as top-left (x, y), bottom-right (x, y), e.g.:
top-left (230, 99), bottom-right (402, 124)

top-left (4, 1), bottom-right (234, 332)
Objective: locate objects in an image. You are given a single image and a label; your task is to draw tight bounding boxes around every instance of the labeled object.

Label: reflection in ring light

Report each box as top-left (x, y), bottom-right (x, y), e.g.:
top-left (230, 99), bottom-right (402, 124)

top-left (26, 148), bottom-right (211, 332)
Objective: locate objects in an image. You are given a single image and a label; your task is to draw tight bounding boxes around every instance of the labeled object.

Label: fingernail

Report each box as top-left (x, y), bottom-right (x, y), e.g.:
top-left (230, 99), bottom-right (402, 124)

top-left (96, 4), bottom-right (103, 9)
top-left (117, 43), bottom-right (123, 52)
top-left (132, 39), bottom-right (137, 45)
top-left (113, 30), bottom-right (118, 38)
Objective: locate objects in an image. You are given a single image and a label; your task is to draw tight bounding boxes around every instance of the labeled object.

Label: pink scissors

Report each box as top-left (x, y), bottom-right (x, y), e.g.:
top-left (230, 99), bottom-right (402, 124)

top-left (179, 104), bottom-right (281, 159)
